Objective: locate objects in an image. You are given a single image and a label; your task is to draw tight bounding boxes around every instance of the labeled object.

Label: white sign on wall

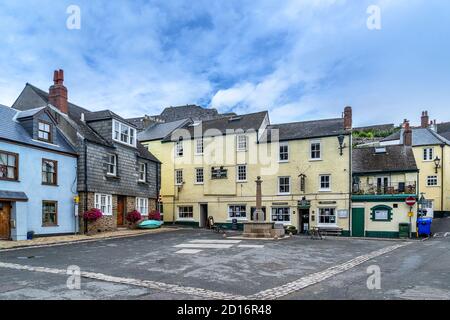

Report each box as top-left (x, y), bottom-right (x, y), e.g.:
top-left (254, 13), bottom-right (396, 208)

top-left (338, 210), bottom-right (349, 218)
top-left (374, 210), bottom-right (388, 220)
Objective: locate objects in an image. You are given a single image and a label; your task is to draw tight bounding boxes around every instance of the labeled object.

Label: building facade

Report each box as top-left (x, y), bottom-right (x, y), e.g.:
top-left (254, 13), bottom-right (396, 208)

top-left (0, 105), bottom-right (78, 240)
top-left (11, 70), bottom-right (161, 234)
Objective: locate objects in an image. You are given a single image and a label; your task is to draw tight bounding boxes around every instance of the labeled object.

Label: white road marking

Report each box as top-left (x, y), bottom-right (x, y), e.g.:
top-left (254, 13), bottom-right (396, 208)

top-left (174, 243), bottom-right (233, 249)
top-left (0, 242), bottom-right (412, 300)
top-left (237, 245), bottom-right (265, 248)
top-left (175, 249), bottom-right (203, 254)
top-left (189, 240), bottom-right (242, 244)
top-left (445, 232), bottom-right (449, 237)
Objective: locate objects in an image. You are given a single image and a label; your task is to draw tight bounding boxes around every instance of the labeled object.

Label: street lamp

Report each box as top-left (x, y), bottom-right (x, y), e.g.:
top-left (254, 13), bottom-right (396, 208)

top-left (337, 134), bottom-right (346, 156)
top-left (434, 156), bottom-right (441, 174)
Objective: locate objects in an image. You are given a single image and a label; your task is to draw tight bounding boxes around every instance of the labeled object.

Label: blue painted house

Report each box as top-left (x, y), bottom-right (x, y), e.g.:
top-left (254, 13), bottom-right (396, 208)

top-left (0, 104), bottom-right (78, 240)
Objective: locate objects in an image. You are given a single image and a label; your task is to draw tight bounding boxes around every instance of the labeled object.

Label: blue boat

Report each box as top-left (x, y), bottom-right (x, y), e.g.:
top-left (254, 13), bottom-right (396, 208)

top-left (138, 220), bottom-right (163, 229)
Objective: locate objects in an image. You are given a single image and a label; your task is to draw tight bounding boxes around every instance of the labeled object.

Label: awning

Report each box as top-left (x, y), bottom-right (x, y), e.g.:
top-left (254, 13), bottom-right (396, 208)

top-left (0, 190), bottom-right (28, 201)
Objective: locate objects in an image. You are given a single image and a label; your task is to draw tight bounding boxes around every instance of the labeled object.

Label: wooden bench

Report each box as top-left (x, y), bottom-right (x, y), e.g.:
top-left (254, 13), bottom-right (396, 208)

top-left (318, 227), bottom-right (343, 237)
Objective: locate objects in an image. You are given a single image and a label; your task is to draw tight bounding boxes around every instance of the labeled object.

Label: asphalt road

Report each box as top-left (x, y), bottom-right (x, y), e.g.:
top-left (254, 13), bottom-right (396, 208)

top-left (0, 228), bottom-right (449, 300)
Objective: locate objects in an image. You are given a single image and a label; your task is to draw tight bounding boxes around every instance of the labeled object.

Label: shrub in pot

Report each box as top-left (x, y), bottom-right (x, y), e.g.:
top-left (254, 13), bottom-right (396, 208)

top-left (83, 208), bottom-right (103, 235)
top-left (149, 210), bottom-right (161, 221)
top-left (126, 210), bottom-right (142, 228)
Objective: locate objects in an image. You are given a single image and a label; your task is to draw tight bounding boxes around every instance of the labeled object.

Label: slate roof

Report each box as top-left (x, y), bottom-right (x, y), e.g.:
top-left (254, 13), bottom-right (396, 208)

top-left (437, 122), bottom-right (450, 135)
top-left (84, 110), bottom-right (136, 127)
top-left (159, 105), bottom-right (220, 122)
top-left (138, 119), bottom-right (191, 142)
top-left (16, 106), bottom-right (46, 119)
top-left (260, 118), bottom-right (346, 143)
top-left (382, 127), bottom-right (450, 146)
top-left (163, 111), bottom-right (268, 142)
top-left (0, 190), bottom-right (28, 201)
top-left (353, 145), bottom-right (418, 174)
top-left (0, 104), bottom-right (76, 155)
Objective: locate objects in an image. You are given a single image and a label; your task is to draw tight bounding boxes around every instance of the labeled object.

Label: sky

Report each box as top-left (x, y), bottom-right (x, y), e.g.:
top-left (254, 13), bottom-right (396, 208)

top-left (1, 0), bottom-right (450, 126)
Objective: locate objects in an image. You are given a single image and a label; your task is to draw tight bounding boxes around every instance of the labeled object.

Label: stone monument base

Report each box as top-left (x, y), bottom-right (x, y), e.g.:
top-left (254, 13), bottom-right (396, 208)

top-left (243, 222), bottom-right (283, 238)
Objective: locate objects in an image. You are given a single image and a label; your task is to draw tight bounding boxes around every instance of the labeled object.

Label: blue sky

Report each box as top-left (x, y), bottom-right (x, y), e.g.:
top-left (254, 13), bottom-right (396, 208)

top-left (1, 0), bottom-right (450, 126)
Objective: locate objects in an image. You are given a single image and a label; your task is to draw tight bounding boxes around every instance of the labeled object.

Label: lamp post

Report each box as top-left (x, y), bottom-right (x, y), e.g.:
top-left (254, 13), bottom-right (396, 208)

top-left (434, 156), bottom-right (441, 174)
top-left (338, 134), bottom-right (345, 156)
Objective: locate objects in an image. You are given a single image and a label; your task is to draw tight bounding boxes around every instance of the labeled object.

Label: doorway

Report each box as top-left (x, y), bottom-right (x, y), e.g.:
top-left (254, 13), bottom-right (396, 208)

top-left (117, 196), bottom-right (125, 226)
top-left (298, 209), bottom-right (310, 234)
top-left (199, 204), bottom-right (208, 228)
top-left (0, 202), bottom-right (11, 240)
top-left (352, 208), bottom-right (365, 237)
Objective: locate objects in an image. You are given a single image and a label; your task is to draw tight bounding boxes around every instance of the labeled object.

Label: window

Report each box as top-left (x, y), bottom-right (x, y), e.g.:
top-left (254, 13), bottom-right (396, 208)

top-left (427, 175), bottom-right (438, 186)
top-left (175, 169), bottom-right (183, 185)
top-left (370, 205), bottom-right (393, 221)
top-left (237, 135), bottom-right (248, 151)
top-left (278, 177), bottom-right (291, 194)
top-left (271, 207), bottom-right (291, 223)
top-left (42, 159), bottom-right (57, 185)
top-left (138, 162), bottom-right (146, 182)
top-left (38, 121), bottom-right (52, 143)
top-left (310, 140), bottom-right (321, 160)
top-left (178, 206), bottom-right (193, 219)
top-left (95, 193), bottom-right (112, 215)
top-left (136, 197), bottom-right (149, 215)
top-left (195, 168), bottom-right (204, 184)
top-left (318, 208), bottom-right (336, 225)
top-left (112, 120), bottom-right (136, 147)
top-left (196, 138), bottom-right (204, 155)
top-left (42, 201), bottom-right (57, 226)
top-left (0, 151), bottom-right (18, 181)
top-left (228, 205), bottom-right (247, 219)
top-left (237, 165), bottom-right (247, 182)
top-left (106, 154), bottom-right (117, 176)
top-left (423, 148), bottom-right (433, 161)
top-left (319, 175), bottom-right (331, 191)
top-left (175, 139), bottom-right (184, 157)
top-left (279, 143), bottom-right (289, 162)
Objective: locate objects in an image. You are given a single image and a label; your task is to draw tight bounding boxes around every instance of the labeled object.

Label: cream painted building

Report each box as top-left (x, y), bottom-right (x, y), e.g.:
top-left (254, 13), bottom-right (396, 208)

top-left (140, 108), bottom-right (353, 235)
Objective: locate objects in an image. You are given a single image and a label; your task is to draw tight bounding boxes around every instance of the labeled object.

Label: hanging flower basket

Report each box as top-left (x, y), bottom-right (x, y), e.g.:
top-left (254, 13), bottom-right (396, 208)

top-left (83, 208), bottom-right (103, 222)
top-left (126, 210), bottom-right (142, 228)
top-left (149, 210), bottom-right (161, 221)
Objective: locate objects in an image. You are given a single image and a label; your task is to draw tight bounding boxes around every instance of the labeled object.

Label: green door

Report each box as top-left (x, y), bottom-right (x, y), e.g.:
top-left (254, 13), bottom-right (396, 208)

top-left (352, 208), bottom-right (365, 237)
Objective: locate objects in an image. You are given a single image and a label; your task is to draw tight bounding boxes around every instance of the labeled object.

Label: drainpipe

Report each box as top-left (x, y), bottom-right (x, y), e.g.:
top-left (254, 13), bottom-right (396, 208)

top-left (348, 134), bottom-right (352, 236)
top-left (441, 144), bottom-right (445, 214)
top-left (84, 141), bottom-right (88, 234)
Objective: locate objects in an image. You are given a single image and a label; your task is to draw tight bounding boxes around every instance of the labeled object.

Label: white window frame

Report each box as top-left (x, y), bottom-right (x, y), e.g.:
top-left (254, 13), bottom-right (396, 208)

top-left (138, 162), bottom-right (146, 182)
top-left (318, 207), bottom-right (337, 226)
top-left (278, 176), bottom-right (291, 195)
top-left (236, 165), bottom-right (247, 182)
top-left (228, 205), bottom-right (247, 220)
top-left (319, 175), bottom-right (331, 192)
top-left (195, 168), bottom-right (204, 184)
top-left (237, 135), bottom-right (248, 152)
top-left (427, 175), bottom-right (438, 186)
top-left (178, 206), bottom-right (194, 220)
top-left (195, 138), bottom-right (204, 155)
top-left (271, 207), bottom-right (291, 224)
top-left (175, 140), bottom-right (184, 157)
top-left (94, 193), bottom-right (112, 216)
top-left (112, 119), bottom-right (136, 147)
top-left (279, 142), bottom-right (289, 162)
top-left (106, 153), bottom-right (117, 176)
top-left (175, 169), bottom-right (183, 185)
top-left (136, 197), bottom-right (149, 215)
top-left (38, 121), bottom-right (51, 142)
top-left (423, 148), bottom-right (434, 161)
top-left (310, 140), bottom-right (321, 160)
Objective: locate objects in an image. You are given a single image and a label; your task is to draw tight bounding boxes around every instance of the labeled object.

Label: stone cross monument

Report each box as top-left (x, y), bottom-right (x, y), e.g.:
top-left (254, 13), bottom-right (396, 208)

top-left (254, 176), bottom-right (264, 221)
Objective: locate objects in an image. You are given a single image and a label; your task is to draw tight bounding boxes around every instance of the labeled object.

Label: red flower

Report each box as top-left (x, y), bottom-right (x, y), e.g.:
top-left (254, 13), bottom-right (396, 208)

top-left (126, 210), bottom-right (142, 223)
top-left (83, 208), bottom-right (103, 222)
top-left (149, 210), bottom-right (161, 221)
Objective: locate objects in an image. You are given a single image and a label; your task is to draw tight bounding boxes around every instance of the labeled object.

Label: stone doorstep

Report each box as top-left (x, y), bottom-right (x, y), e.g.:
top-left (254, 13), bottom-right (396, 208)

top-left (0, 228), bottom-right (178, 251)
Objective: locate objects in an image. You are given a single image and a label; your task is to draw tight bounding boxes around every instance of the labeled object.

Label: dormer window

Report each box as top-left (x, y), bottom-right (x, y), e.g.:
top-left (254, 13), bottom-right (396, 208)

top-left (38, 121), bottom-right (52, 143)
top-left (112, 119), bottom-right (136, 147)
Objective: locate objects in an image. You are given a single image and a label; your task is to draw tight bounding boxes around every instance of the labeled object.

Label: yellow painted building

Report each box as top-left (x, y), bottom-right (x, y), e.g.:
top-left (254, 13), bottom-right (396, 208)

top-left (141, 109), bottom-right (353, 234)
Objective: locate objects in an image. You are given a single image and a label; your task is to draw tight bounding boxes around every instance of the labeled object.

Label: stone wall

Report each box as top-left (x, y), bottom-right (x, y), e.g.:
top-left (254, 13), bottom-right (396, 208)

top-left (78, 192), bottom-right (117, 234)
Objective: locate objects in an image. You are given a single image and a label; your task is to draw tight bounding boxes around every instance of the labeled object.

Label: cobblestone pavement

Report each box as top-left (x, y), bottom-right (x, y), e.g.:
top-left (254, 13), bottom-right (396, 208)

top-left (0, 229), bottom-right (417, 300)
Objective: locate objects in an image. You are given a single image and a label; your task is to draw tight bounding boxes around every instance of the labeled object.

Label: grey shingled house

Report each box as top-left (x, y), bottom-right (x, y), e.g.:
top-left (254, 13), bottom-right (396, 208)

top-left (11, 70), bottom-right (161, 233)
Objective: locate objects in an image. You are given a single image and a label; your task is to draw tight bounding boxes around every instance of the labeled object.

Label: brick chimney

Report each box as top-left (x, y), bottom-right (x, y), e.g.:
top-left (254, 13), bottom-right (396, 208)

top-left (49, 69), bottom-right (68, 114)
top-left (403, 119), bottom-right (412, 146)
top-left (421, 111), bottom-right (429, 128)
top-left (343, 106), bottom-right (352, 130)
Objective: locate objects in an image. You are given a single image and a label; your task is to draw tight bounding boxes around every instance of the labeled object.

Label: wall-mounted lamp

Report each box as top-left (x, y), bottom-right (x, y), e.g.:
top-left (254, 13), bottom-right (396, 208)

top-left (434, 156), bottom-right (441, 174)
top-left (338, 134), bottom-right (346, 156)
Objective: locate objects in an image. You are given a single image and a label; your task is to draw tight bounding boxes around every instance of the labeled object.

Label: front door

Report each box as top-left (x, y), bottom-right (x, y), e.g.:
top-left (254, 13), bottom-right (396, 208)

top-left (199, 204), bottom-right (208, 228)
top-left (299, 209), bottom-right (310, 234)
top-left (0, 202), bottom-right (11, 240)
top-left (352, 208), bottom-right (365, 237)
top-left (117, 196), bottom-right (125, 226)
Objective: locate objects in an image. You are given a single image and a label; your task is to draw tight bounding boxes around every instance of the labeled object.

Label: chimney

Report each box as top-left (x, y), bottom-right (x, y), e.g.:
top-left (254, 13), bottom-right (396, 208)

top-left (343, 106), bottom-right (352, 130)
top-left (49, 69), bottom-right (68, 114)
top-left (421, 111), bottom-right (429, 128)
top-left (403, 119), bottom-right (412, 146)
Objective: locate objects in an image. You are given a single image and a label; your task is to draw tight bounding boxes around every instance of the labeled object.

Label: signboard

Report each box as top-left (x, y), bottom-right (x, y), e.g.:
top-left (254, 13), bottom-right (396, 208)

top-left (405, 196), bottom-right (416, 207)
top-left (374, 209), bottom-right (389, 220)
top-left (211, 167), bottom-right (228, 179)
top-left (338, 210), bottom-right (348, 218)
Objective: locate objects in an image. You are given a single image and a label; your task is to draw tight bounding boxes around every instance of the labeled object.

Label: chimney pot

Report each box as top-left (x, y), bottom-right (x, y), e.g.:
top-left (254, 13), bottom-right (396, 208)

top-left (403, 120), bottom-right (412, 146)
top-left (343, 106), bottom-right (352, 130)
top-left (421, 110), bottom-right (429, 128)
top-left (49, 69), bottom-right (68, 114)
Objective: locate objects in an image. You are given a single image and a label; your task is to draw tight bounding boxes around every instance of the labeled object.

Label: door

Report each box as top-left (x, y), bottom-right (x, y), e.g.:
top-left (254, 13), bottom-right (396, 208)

top-left (299, 209), bottom-right (310, 234)
top-left (117, 196), bottom-right (125, 226)
top-left (377, 177), bottom-right (389, 194)
top-left (352, 208), bottom-right (365, 237)
top-left (0, 202), bottom-right (11, 240)
top-left (199, 204), bottom-right (208, 228)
